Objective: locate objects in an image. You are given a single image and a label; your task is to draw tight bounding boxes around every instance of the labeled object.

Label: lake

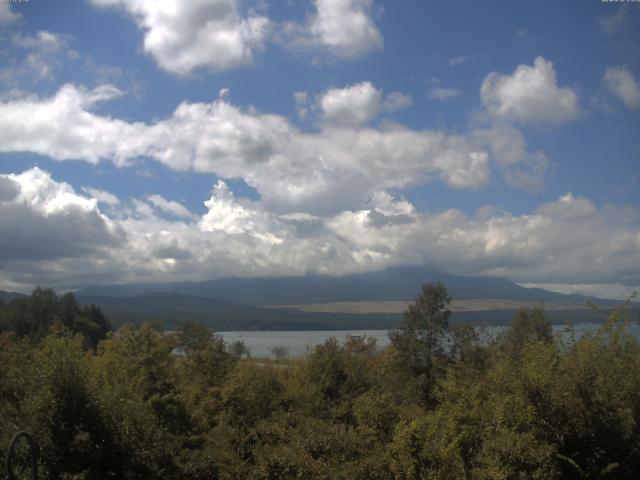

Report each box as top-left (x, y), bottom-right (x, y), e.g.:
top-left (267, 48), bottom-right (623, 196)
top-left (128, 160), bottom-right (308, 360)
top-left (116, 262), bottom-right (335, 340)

top-left (218, 322), bottom-right (640, 358)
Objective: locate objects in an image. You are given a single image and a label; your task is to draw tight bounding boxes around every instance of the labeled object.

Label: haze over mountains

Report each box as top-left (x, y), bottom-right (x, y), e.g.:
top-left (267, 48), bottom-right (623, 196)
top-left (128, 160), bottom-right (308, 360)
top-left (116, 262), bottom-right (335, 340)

top-left (2, 266), bottom-right (634, 330)
top-left (65, 266), bottom-right (632, 330)
top-left (77, 266), bottom-right (599, 305)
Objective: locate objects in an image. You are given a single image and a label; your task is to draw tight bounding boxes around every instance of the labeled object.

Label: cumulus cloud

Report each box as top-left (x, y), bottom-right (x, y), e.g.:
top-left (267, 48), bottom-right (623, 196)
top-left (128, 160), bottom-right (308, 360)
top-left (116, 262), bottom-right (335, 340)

top-left (0, 177), bottom-right (18, 202)
top-left (600, 5), bottom-right (631, 35)
top-left (1, 30), bottom-right (73, 85)
top-left (82, 187), bottom-right (121, 206)
top-left (429, 87), bottom-right (460, 101)
top-left (2, 168), bottom-right (638, 297)
top-left (472, 124), bottom-right (549, 192)
top-left (294, 91), bottom-right (310, 119)
top-left (200, 180), bottom-right (283, 245)
top-left (604, 66), bottom-right (640, 110)
top-left (148, 194), bottom-right (197, 221)
top-left (0, 168), bottom-right (122, 267)
top-left (326, 191), bottom-right (640, 288)
top-left (0, 83), bottom-right (487, 214)
top-left (284, 0), bottom-right (383, 60)
top-left (521, 282), bottom-right (638, 301)
top-left (480, 56), bottom-right (580, 125)
top-left (13, 31), bottom-right (69, 52)
top-left (319, 81), bottom-right (383, 125)
top-left (89, 0), bottom-right (270, 75)
top-left (472, 57), bottom-right (580, 190)
top-left (317, 82), bottom-right (412, 126)
top-left (0, 3), bottom-right (20, 25)
top-left (448, 56), bottom-right (467, 66)
top-left (383, 91), bottom-right (413, 111)
top-left (0, 84), bottom-right (138, 164)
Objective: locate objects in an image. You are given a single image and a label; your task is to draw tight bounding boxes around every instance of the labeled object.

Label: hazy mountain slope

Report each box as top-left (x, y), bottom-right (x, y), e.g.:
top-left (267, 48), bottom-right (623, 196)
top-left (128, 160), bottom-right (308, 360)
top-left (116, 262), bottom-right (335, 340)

top-left (76, 293), bottom-right (400, 331)
top-left (76, 291), bottom-right (627, 331)
top-left (77, 265), bottom-right (610, 305)
top-left (0, 290), bottom-right (27, 302)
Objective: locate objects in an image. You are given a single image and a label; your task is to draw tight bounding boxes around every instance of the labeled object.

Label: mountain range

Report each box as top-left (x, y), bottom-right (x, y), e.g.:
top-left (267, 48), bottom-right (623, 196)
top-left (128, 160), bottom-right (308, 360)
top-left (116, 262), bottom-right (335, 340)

top-left (72, 266), bottom-right (631, 330)
top-left (3, 266), bottom-right (633, 331)
top-left (76, 266), bottom-right (606, 305)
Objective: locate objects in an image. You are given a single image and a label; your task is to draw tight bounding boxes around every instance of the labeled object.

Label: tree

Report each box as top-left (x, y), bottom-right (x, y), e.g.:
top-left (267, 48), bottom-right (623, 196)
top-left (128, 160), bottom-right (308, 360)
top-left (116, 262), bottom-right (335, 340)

top-left (229, 339), bottom-right (250, 358)
top-left (0, 289), bottom-right (111, 349)
top-left (270, 345), bottom-right (288, 362)
top-left (21, 332), bottom-right (126, 479)
top-left (177, 320), bottom-right (213, 353)
top-left (389, 282), bottom-right (451, 406)
top-left (450, 323), bottom-right (489, 371)
top-left (500, 306), bottom-right (552, 353)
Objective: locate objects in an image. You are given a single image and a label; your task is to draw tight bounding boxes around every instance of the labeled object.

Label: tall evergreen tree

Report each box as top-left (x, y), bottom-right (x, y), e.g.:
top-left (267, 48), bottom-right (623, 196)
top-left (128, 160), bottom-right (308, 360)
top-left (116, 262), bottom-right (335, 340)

top-left (389, 282), bottom-right (451, 406)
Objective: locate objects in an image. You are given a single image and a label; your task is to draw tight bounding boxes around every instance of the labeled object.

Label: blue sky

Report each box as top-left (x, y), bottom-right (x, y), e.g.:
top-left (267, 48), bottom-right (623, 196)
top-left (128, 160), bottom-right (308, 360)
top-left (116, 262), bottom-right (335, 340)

top-left (0, 0), bottom-right (638, 298)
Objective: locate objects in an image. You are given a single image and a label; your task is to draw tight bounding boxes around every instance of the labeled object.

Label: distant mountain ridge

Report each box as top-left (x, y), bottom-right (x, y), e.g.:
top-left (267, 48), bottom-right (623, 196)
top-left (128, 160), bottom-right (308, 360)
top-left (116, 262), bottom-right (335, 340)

top-left (0, 290), bottom-right (27, 302)
top-left (76, 291), bottom-right (629, 332)
top-left (76, 266), bottom-right (614, 306)
top-left (3, 267), bottom-right (632, 330)
top-left (76, 292), bottom-right (400, 331)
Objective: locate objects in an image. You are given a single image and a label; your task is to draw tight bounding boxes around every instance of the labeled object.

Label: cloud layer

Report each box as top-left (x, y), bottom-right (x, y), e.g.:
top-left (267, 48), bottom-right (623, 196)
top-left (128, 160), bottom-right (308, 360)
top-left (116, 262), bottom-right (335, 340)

top-left (1, 168), bottom-right (638, 296)
top-left (0, 57), bottom-right (573, 211)
top-left (0, 83), bottom-right (490, 215)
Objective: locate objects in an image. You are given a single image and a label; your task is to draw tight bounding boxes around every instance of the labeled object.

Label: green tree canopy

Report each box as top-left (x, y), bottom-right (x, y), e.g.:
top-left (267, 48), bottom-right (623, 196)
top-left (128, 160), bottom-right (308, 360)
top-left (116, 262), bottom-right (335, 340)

top-left (389, 282), bottom-right (451, 406)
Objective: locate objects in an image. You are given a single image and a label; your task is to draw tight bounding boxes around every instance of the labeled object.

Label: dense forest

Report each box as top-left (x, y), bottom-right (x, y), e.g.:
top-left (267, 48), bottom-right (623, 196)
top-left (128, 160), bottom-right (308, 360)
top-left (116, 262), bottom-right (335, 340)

top-left (1, 284), bottom-right (639, 479)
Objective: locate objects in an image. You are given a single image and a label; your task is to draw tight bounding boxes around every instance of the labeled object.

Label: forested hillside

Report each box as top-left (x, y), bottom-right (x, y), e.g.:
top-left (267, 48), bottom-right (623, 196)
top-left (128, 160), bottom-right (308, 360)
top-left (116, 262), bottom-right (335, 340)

top-left (1, 284), bottom-right (640, 479)
top-left (76, 266), bottom-right (611, 305)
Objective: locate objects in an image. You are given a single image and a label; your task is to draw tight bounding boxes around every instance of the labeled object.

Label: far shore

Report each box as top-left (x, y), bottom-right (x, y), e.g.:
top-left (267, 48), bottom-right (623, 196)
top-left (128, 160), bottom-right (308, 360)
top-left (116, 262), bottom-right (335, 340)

top-left (262, 299), bottom-right (609, 315)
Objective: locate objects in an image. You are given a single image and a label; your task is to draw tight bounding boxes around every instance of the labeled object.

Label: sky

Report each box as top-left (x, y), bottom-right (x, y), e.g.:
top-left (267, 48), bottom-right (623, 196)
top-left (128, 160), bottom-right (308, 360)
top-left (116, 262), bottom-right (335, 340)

top-left (0, 0), bottom-right (638, 299)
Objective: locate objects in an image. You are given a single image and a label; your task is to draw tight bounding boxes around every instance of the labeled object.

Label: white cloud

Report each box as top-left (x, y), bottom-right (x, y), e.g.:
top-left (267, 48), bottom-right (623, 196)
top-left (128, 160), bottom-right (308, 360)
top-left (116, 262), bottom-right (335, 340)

top-left (90, 0), bottom-right (270, 75)
top-left (13, 31), bottom-right (68, 52)
top-left (0, 84), bottom-right (138, 164)
top-left (472, 124), bottom-right (549, 192)
top-left (284, 0), bottom-right (383, 60)
top-left (600, 5), bottom-right (630, 35)
top-left (0, 168), bottom-right (122, 267)
top-left (429, 87), bottom-right (460, 101)
top-left (471, 57), bottom-right (576, 191)
top-left (604, 66), bottom-right (640, 110)
top-left (0, 3), bottom-right (20, 25)
top-left (383, 91), bottom-right (413, 111)
top-left (1, 30), bottom-right (73, 85)
top-left (326, 192), bottom-right (640, 289)
top-left (1, 168), bottom-right (638, 298)
top-left (82, 187), bottom-right (121, 206)
top-left (319, 81), bottom-right (382, 125)
top-left (480, 56), bottom-right (580, 125)
top-left (0, 84), bottom-right (487, 214)
top-left (293, 91), bottom-right (309, 118)
top-left (448, 56), bottom-right (467, 66)
top-left (310, 0), bottom-right (382, 58)
top-left (148, 194), bottom-right (197, 221)
top-left (318, 81), bottom-right (411, 126)
top-left (200, 180), bottom-right (283, 245)
top-left (520, 282), bottom-right (639, 301)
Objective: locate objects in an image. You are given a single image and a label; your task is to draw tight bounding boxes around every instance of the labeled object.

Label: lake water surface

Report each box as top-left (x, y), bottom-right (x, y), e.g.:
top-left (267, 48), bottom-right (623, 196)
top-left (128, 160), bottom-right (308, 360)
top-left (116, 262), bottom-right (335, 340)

top-left (219, 322), bottom-right (640, 358)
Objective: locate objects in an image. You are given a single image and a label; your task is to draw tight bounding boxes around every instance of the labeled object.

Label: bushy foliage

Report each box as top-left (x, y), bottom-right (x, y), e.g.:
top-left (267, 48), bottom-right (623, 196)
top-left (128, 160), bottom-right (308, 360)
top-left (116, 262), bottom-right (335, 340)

top-left (0, 288), bottom-right (110, 349)
top-left (1, 285), bottom-right (640, 479)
